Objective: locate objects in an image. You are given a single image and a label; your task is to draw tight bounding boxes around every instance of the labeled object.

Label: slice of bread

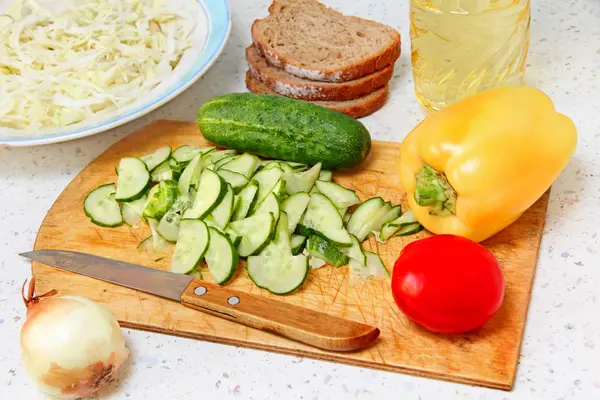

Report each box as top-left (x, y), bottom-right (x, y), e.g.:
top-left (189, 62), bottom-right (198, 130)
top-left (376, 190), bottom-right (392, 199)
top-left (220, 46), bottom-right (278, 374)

top-left (246, 45), bottom-right (394, 101)
top-left (251, 0), bottom-right (401, 83)
top-left (245, 70), bottom-right (388, 118)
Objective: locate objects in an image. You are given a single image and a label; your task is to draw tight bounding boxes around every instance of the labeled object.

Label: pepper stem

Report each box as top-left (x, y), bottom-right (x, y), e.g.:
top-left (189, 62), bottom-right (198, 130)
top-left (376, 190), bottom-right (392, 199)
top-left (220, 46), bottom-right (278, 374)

top-left (414, 165), bottom-right (457, 216)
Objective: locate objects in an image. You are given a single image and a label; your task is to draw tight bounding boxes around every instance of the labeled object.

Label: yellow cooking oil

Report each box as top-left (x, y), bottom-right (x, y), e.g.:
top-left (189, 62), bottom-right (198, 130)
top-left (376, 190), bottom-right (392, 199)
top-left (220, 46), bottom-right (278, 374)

top-left (410, 0), bottom-right (531, 112)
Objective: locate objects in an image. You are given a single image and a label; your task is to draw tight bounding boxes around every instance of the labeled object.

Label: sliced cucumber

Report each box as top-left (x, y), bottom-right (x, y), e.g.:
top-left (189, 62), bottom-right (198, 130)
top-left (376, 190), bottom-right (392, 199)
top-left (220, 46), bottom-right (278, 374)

top-left (148, 217), bottom-right (169, 250)
top-left (280, 192), bottom-right (310, 233)
top-left (84, 184), bottom-right (123, 227)
top-left (203, 215), bottom-right (218, 229)
top-left (188, 269), bottom-right (203, 279)
top-left (172, 145), bottom-right (202, 164)
top-left (307, 235), bottom-right (349, 267)
top-left (115, 157), bottom-right (150, 202)
top-left (156, 196), bottom-right (190, 242)
top-left (200, 147), bottom-right (216, 156)
top-left (251, 192), bottom-right (280, 223)
top-left (173, 195), bottom-right (193, 213)
top-left (348, 251), bottom-right (389, 279)
top-left (189, 186), bottom-right (198, 204)
top-left (136, 234), bottom-right (170, 257)
top-left (272, 212), bottom-right (291, 253)
top-left (271, 179), bottom-right (287, 201)
top-left (142, 180), bottom-right (179, 220)
top-left (224, 227), bottom-right (243, 248)
top-left (390, 209), bottom-right (418, 226)
top-left (310, 257), bottom-right (327, 270)
top-left (136, 236), bottom-right (153, 252)
top-left (314, 180), bottom-right (360, 213)
top-left (178, 154), bottom-right (204, 196)
top-left (247, 213), bottom-right (308, 294)
top-left (394, 222), bottom-right (424, 237)
top-left (260, 160), bottom-right (283, 170)
top-left (343, 210), bottom-right (352, 224)
top-left (365, 252), bottom-right (390, 278)
top-left (205, 227), bottom-right (238, 285)
top-left (355, 202), bottom-right (394, 241)
top-left (214, 155), bottom-right (237, 170)
top-left (248, 249), bottom-right (309, 294)
top-left (299, 193), bottom-right (352, 246)
top-left (216, 169), bottom-right (249, 192)
top-left (151, 161), bottom-right (177, 182)
top-left (375, 204), bottom-right (402, 230)
top-left (231, 182), bottom-right (259, 221)
top-left (170, 220), bottom-right (210, 274)
top-left (318, 170), bottom-right (333, 181)
top-left (219, 153), bottom-right (260, 178)
top-left (140, 146), bottom-right (171, 172)
top-left (168, 159), bottom-right (187, 178)
top-left (346, 197), bottom-right (385, 241)
top-left (291, 234), bottom-right (307, 256)
top-left (228, 212), bottom-right (275, 257)
top-left (253, 166), bottom-right (283, 204)
top-left (340, 234), bottom-right (367, 265)
top-left (209, 183), bottom-right (234, 229)
top-left (183, 169), bottom-right (226, 219)
top-left (259, 159), bottom-right (307, 172)
top-left (285, 162), bottom-right (321, 195)
top-left (208, 149), bottom-right (237, 163)
top-left (157, 210), bottom-right (181, 242)
top-left (379, 210), bottom-right (419, 241)
top-left (284, 161), bottom-right (308, 171)
top-left (121, 195), bottom-right (147, 227)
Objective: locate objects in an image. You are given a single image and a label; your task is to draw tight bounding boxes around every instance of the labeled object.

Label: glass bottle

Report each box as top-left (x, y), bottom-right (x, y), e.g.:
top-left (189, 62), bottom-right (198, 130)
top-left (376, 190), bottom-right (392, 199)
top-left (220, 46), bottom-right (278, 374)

top-left (410, 0), bottom-right (531, 112)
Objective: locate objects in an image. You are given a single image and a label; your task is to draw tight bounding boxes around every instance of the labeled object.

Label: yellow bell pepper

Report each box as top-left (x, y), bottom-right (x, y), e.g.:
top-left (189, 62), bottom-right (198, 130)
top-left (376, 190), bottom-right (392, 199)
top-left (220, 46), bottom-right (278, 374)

top-left (398, 86), bottom-right (577, 242)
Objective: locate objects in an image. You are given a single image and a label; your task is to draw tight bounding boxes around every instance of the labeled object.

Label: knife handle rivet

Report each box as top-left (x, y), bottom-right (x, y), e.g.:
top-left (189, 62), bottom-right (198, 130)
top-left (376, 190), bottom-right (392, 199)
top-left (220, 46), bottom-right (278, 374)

top-left (194, 286), bottom-right (207, 296)
top-left (227, 296), bottom-right (240, 306)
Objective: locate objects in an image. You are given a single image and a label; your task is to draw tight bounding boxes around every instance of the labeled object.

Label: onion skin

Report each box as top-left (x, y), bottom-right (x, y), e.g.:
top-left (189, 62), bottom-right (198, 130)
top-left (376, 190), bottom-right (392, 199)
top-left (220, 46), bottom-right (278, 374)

top-left (20, 280), bottom-right (129, 399)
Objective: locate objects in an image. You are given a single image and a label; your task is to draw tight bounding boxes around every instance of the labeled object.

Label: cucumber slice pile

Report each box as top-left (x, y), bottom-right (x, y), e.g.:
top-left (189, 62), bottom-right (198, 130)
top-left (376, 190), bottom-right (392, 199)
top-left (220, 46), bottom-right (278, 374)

top-left (84, 144), bottom-right (424, 292)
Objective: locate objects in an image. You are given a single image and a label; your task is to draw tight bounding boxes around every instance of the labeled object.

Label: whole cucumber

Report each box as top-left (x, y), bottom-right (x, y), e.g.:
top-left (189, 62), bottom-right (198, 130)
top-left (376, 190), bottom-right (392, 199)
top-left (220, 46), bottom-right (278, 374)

top-left (197, 93), bottom-right (371, 169)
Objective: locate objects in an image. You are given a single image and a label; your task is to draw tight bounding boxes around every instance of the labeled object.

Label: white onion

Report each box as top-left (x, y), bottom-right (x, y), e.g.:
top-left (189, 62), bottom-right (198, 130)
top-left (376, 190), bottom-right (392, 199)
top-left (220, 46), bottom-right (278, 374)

top-left (20, 278), bottom-right (130, 399)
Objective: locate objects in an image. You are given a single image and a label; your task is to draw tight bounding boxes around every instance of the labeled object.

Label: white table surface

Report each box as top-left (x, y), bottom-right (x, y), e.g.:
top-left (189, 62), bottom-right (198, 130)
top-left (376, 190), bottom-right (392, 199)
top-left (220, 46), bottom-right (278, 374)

top-left (1, 0), bottom-right (598, 399)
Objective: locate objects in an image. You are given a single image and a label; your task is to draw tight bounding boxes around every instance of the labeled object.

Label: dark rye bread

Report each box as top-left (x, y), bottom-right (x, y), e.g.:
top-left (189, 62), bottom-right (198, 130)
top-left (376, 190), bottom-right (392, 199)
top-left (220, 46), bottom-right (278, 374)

top-left (251, 0), bottom-right (401, 83)
top-left (246, 45), bottom-right (394, 101)
top-left (245, 70), bottom-right (387, 119)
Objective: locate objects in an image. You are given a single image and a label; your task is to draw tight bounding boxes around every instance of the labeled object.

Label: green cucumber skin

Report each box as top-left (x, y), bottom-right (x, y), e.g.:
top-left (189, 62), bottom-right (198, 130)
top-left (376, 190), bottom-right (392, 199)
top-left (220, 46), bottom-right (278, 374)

top-left (308, 235), bottom-right (349, 267)
top-left (197, 93), bottom-right (371, 170)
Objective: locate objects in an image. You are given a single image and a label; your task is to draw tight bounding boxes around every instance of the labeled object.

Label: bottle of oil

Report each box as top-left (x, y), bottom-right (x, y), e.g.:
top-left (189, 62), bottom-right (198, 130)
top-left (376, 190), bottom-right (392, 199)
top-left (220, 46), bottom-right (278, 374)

top-left (410, 0), bottom-right (531, 112)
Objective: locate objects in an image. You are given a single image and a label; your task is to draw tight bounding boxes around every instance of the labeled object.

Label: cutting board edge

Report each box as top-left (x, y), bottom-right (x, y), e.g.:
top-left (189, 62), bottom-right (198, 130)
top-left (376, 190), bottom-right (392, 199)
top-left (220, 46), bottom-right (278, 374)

top-left (117, 319), bottom-right (514, 391)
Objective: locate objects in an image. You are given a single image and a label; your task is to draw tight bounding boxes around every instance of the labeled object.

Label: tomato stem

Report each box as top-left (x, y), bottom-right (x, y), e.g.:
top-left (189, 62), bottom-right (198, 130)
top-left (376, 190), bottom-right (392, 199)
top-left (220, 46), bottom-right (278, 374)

top-left (414, 165), bottom-right (457, 216)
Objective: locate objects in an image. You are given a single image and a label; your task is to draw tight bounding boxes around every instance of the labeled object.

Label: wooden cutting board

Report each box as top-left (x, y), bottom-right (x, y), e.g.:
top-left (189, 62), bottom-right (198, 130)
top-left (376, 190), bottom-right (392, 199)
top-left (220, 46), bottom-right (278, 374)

top-left (32, 120), bottom-right (549, 390)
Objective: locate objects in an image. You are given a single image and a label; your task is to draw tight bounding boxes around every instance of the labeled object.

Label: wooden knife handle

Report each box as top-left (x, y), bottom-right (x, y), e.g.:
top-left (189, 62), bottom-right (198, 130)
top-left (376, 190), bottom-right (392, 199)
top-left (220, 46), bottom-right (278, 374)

top-left (180, 279), bottom-right (380, 352)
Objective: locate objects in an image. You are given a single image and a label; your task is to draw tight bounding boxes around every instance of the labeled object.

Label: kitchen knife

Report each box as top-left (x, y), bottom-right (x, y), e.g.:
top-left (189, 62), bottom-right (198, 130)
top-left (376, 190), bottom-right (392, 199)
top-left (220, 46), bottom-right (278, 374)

top-left (20, 250), bottom-right (380, 352)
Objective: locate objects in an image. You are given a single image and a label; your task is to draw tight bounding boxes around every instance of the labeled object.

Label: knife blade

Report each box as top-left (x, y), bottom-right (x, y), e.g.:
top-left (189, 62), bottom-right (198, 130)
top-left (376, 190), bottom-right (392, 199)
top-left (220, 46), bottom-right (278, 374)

top-left (21, 250), bottom-right (380, 352)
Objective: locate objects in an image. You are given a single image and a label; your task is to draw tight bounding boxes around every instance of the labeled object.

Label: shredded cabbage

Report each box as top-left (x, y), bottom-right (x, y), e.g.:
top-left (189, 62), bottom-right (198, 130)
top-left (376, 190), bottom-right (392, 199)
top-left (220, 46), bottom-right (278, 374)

top-left (0, 0), bottom-right (195, 130)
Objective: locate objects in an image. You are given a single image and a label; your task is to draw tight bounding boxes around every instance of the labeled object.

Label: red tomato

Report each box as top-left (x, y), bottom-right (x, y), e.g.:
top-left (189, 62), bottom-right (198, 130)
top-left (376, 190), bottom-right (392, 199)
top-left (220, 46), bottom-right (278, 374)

top-left (391, 234), bottom-right (505, 334)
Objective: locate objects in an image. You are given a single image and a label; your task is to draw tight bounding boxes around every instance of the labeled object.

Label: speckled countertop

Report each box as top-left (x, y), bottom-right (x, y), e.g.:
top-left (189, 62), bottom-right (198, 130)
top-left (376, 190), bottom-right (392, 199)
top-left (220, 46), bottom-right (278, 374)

top-left (1, 0), bottom-right (599, 399)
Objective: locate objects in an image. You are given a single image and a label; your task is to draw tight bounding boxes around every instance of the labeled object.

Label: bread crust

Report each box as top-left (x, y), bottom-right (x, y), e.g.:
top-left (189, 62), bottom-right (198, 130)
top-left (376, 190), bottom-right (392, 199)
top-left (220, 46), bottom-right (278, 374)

top-left (245, 70), bottom-right (388, 118)
top-left (251, 0), bottom-right (401, 83)
top-left (246, 45), bottom-right (394, 101)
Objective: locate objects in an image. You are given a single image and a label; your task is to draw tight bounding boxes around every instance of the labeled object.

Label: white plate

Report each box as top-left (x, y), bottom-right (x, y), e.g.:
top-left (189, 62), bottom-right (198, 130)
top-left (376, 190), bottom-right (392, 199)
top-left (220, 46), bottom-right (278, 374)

top-left (0, 0), bottom-right (231, 147)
